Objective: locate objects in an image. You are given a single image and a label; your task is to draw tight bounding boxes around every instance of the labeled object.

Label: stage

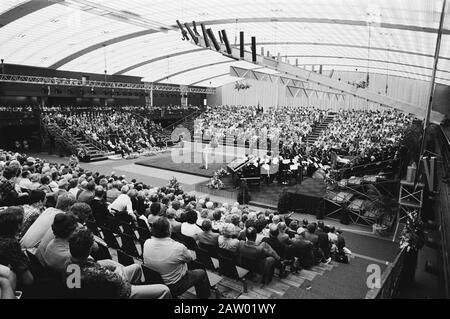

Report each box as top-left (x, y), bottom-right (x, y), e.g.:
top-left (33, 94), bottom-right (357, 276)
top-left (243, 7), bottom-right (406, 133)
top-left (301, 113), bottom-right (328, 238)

top-left (135, 148), bottom-right (228, 178)
top-left (197, 175), bottom-right (327, 215)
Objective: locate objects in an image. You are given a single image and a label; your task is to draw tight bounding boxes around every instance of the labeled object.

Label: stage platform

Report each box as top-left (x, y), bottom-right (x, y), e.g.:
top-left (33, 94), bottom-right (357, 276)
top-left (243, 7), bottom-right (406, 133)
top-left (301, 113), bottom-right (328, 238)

top-left (196, 176), bottom-right (327, 215)
top-left (135, 148), bottom-right (228, 178)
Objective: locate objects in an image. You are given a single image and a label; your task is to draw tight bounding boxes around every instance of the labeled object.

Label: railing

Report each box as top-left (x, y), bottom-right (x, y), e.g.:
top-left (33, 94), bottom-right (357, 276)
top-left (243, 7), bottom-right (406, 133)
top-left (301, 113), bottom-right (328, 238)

top-left (365, 248), bottom-right (406, 299)
top-left (163, 108), bottom-right (204, 131)
top-left (437, 125), bottom-right (450, 298)
top-left (81, 133), bottom-right (109, 152)
top-left (0, 73), bottom-right (216, 94)
top-left (41, 119), bottom-right (86, 155)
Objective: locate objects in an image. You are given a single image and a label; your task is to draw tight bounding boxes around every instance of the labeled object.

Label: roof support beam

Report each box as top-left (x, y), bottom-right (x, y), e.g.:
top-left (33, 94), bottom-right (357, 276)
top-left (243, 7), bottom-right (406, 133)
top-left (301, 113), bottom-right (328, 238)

top-left (49, 17), bottom-right (450, 71)
top-left (0, 0), bottom-right (59, 28)
top-left (186, 18), bottom-right (450, 35)
top-left (196, 34), bottom-right (444, 122)
top-left (153, 60), bottom-right (233, 83)
top-left (276, 55), bottom-right (450, 75)
top-left (232, 41), bottom-right (450, 61)
top-left (230, 66), bottom-right (342, 98)
top-left (189, 72), bottom-right (230, 86)
top-left (49, 29), bottom-right (165, 69)
top-left (114, 48), bottom-right (207, 75)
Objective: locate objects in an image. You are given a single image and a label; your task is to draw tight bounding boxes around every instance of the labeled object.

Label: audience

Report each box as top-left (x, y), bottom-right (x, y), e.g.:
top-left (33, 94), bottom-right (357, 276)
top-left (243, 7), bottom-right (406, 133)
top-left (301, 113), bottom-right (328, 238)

top-left (143, 217), bottom-right (211, 298)
top-left (67, 229), bottom-right (171, 299)
top-left (0, 138), bottom-right (354, 299)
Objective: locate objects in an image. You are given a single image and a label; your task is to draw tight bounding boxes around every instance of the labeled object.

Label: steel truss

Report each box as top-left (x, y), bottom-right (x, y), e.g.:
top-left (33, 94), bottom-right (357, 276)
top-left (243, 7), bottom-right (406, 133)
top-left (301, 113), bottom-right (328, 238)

top-left (230, 66), bottom-right (345, 99)
top-left (189, 27), bottom-right (445, 122)
top-left (0, 74), bottom-right (215, 94)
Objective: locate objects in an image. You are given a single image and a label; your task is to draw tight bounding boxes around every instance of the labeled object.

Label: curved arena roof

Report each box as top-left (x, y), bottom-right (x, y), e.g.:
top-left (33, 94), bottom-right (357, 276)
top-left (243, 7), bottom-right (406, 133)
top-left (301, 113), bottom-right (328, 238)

top-left (0, 0), bottom-right (449, 87)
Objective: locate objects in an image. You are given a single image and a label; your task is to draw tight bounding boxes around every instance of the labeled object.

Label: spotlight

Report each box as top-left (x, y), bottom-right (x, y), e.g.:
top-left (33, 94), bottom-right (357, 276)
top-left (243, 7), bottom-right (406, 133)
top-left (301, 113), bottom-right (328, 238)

top-left (206, 28), bottom-right (220, 51)
top-left (201, 24), bottom-right (210, 48)
top-left (176, 20), bottom-right (189, 40)
top-left (251, 36), bottom-right (257, 63)
top-left (192, 21), bottom-right (200, 36)
top-left (184, 23), bottom-right (198, 44)
top-left (221, 29), bottom-right (232, 54)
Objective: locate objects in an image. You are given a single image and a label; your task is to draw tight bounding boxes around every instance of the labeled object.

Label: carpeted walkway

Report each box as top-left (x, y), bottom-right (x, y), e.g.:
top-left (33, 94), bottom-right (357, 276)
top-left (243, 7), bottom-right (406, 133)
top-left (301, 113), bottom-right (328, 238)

top-left (341, 231), bottom-right (399, 263)
top-left (136, 149), bottom-right (228, 177)
top-left (281, 257), bottom-right (387, 299)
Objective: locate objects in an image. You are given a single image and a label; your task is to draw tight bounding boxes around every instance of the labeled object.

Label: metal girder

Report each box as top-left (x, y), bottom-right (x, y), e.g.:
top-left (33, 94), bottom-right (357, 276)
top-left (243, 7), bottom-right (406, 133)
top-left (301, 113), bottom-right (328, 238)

top-left (114, 48), bottom-right (208, 75)
top-left (0, 74), bottom-right (216, 94)
top-left (189, 73), bottom-right (230, 86)
top-left (209, 37), bottom-right (445, 122)
top-left (0, 0), bottom-right (59, 28)
top-left (283, 55), bottom-right (450, 74)
top-left (230, 66), bottom-right (342, 98)
top-left (55, 0), bottom-right (173, 31)
top-left (186, 18), bottom-right (450, 35)
top-left (233, 42), bottom-right (450, 62)
top-left (153, 60), bottom-right (233, 83)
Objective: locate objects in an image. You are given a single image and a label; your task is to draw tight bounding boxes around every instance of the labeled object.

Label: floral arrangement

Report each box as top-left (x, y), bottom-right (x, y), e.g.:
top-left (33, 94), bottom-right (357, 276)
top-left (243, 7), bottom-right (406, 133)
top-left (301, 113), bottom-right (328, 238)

top-left (400, 210), bottom-right (425, 252)
top-left (216, 167), bottom-right (229, 178)
top-left (167, 177), bottom-right (182, 192)
top-left (207, 173), bottom-right (225, 190)
top-left (234, 81), bottom-right (251, 91)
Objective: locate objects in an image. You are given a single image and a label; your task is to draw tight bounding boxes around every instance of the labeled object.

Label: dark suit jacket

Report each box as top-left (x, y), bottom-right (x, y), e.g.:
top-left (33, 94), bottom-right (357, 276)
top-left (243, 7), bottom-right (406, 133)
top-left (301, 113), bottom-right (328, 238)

top-left (262, 236), bottom-right (286, 259)
top-left (89, 198), bottom-right (110, 226)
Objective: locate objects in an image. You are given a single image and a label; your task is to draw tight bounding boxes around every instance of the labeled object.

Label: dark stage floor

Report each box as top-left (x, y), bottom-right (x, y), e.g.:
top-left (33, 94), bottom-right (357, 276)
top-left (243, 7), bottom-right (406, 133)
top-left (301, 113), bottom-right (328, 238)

top-left (135, 149), bottom-right (229, 177)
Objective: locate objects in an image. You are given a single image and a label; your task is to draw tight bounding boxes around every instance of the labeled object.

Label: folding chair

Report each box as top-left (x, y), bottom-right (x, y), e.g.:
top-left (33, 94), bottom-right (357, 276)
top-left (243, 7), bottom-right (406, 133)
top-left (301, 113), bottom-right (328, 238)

top-left (117, 250), bottom-right (135, 266)
top-left (121, 222), bottom-right (138, 241)
top-left (195, 247), bottom-right (219, 271)
top-left (142, 264), bottom-right (164, 285)
top-left (100, 227), bottom-right (120, 249)
top-left (26, 250), bottom-right (45, 277)
top-left (217, 250), bottom-right (249, 293)
top-left (199, 242), bottom-right (219, 258)
top-left (137, 217), bottom-right (150, 231)
top-left (180, 234), bottom-right (198, 251)
top-left (105, 215), bottom-right (121, 234)
top-left (86, 220), bottom-right (101, 237)
top-left (91, 242), bottom-right (112, 261)
top-left (187, 261), bottom-right (223, 299)
top-left (120, 233), bottom-right (140, 258)
top-left (135, 222), bottom-right (151, 243)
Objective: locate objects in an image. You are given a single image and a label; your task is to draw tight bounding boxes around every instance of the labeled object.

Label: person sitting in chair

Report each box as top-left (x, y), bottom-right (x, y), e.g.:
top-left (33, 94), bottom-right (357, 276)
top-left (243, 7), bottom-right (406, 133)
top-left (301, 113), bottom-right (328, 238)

top-left (236, 227), bottom-right (281, 286)
top-left (66, 229), bottom-right (171, 299)
top-left (143, 217), bottom-right (210, 299)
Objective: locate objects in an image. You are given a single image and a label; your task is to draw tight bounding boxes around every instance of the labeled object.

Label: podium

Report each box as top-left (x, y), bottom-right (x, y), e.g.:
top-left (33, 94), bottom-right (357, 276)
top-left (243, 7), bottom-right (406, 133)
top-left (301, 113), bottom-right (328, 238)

top-left (393, 180), bottom-right (424, 241)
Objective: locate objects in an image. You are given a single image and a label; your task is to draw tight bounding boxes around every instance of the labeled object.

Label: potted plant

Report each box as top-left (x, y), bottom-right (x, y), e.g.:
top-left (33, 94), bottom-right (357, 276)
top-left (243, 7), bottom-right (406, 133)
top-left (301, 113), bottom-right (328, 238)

top-left (399, 210), bottom-right (425, 285)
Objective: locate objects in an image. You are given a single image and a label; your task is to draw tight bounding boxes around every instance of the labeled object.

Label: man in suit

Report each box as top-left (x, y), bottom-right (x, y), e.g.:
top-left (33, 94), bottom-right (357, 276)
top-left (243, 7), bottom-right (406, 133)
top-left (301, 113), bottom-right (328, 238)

top-left (316, 221), bottom-right (332, 263)
top-left (237, 227), bottom-right (280, 286)
top-left (302, 223), bottom-right (323, 264)
top-left (196, 220), bottom-right (219, 246)
top-left (88, 186), bottom-right (111, 227)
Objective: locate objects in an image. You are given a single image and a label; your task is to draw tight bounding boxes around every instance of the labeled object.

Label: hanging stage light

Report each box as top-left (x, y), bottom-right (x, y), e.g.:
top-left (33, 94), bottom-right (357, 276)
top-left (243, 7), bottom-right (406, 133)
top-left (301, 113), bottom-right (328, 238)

top-left (221, 29), bottom-right (232, 54)
top-left (176, 20), bottom-right (189, 40)
top-left (206, 28), bottom-right (221, 51)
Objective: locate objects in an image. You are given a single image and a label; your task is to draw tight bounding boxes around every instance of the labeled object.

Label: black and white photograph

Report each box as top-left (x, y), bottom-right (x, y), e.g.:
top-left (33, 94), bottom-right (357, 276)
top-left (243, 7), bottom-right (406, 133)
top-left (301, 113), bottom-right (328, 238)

top-left (0, 0), bottom-right (449, 309)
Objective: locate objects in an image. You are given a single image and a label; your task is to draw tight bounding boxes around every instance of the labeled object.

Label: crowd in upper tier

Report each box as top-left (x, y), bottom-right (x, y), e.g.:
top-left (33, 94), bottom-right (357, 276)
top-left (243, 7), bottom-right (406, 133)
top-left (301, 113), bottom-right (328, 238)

top-left (195, 105), bottom-right (414, 167)
top-left (196, 105), bottom-right (326, 147)
top-left (43, 111), bottom-right (167, 156)
top-left (0, 148), bottom-right (350, 299)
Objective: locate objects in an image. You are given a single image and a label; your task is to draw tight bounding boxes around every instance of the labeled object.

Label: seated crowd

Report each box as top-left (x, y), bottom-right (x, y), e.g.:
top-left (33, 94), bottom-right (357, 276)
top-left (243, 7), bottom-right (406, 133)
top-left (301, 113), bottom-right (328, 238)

top-left (0, 148), bottom-right (350, 299)
top-left (195, 105), bottom-right (414, 169)
top-left (196, 105), bottom-right (326, 148)
top-left (312, 109), bottom-right (412, 164)
top-left (43, 110), bottom-right (167, 156)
